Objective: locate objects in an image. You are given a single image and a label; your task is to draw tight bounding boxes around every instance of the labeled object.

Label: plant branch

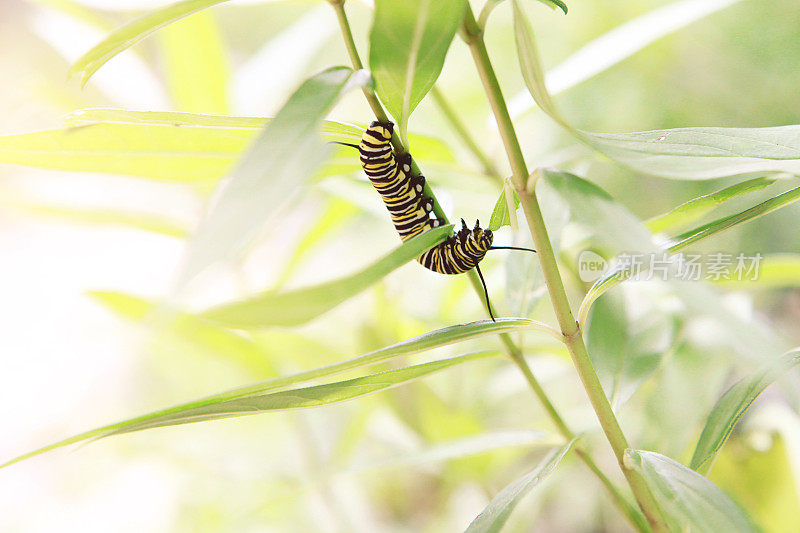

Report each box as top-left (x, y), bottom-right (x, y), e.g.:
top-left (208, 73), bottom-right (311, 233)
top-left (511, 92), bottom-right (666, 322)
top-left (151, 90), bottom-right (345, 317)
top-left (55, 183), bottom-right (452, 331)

top-left (330, 0), bottom-right (445, 219)
top-left (328, 2), bottom-right (647, 530)
top-left (460, 5), bottom-right (667, 532)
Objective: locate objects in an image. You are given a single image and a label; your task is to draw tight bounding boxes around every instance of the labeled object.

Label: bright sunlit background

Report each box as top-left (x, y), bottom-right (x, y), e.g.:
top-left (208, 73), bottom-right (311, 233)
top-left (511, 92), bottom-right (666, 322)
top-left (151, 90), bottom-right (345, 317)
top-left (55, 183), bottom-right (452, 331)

top-left (2, 0), bottom-right (800, 531)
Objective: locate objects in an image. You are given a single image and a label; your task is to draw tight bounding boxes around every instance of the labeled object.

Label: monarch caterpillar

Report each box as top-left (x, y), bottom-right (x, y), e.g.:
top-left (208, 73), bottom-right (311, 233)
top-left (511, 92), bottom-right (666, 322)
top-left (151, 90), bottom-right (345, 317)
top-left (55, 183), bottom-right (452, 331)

top-left (336, 121), bottom-right (535, 321)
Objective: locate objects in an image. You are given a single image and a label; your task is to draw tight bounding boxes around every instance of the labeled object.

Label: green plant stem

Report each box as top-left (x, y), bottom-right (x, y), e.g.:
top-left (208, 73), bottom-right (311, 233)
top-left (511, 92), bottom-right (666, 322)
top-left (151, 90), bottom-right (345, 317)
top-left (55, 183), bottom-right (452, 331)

top-left (330, 0), bottom-right (445, 220)
top-left (460, 6), bottom-right (668, 532)
top-left (328, 2), bottom-right (645, 530)
top-left (430, 86), bottom-right (503, 182)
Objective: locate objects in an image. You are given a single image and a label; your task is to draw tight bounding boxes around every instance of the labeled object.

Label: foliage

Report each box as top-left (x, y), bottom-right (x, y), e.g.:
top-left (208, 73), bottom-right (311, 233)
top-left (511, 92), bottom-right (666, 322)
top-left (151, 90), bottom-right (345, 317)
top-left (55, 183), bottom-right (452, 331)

top-left (2, 0), bottom-right (800, 531)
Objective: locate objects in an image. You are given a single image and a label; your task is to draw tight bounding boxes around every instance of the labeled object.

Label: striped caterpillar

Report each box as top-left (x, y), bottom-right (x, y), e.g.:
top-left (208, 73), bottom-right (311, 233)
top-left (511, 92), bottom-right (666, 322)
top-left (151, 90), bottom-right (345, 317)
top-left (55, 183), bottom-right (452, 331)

top-left (337, 120), bottom-right (535, 320)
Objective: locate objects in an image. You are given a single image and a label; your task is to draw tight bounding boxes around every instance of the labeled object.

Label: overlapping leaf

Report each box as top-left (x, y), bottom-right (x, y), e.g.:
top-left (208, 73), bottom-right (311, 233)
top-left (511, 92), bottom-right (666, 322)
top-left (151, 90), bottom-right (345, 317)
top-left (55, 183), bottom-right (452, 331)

top-left (200, 225), bottom-right (454, 327)
top-left (465, 440), bottom-right (576, 532)
top-left (369, 0), bottom-right (464, 146)
top-left (509, 0), bottom-right (743, 115)
top-left (180, 67), bottom-right (368, 283)
top-left (625, 450), bottom-right (759, 532)
top-left (70, 0), bottom-right (231, 86)
top-left (1, 351), bottom-right (498, 469)
top-left (646, 177), bottom-right (775, 234)
top-left (511, 1), bottom-right (800, 180)
top-left (0, 108), bottom-right (452, 182)
top-left (690, 350), bottom-right (800, 475)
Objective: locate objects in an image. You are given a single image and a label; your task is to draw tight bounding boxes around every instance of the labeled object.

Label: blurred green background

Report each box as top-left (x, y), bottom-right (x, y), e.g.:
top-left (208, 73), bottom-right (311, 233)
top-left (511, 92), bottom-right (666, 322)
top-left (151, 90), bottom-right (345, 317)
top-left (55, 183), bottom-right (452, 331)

top-left (1, 0), bottom-right (799, 531)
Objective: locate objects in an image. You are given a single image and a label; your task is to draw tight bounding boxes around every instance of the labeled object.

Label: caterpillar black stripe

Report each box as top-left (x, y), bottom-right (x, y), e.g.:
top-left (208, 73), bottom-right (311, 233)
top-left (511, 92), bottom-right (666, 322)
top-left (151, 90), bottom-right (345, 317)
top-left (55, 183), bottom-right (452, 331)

top-left (357, 121), bottom-right (494, 276)
top-left (334, 120), bottom-right (536, 320)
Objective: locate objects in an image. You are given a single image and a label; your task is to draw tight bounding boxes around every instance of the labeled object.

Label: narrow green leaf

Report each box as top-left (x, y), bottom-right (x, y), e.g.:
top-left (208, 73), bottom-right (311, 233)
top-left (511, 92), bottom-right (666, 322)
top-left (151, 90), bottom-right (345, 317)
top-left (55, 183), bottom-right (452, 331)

top-left (582, 128), bottom-right (800, 180)
top-left (532, 0), bottom-right (568, 15)
top-left (646, 177), bottom-right (776, 234)
top-left (70, 0), bottom-right (230, 86)
top-left (542, 169), bottom-right (654, 251)
top-left (1, 352), bottom-right (496, 469)
top-left (625, 449), bottom-right (760, 532)
top-left (712, 254), bottom-right (800, 289)
top-left (90, 291), bottom-right (276, 375)
top-left (158, 10), bottom-right (230, 113)
top-left (369, 0), bottom-right (464, 146)
top-left (180, 67), bottom-right (368, 283)
top-left (578, 185), bottom-right (800, 325)
top-left (511, 0), bottom-right (572, 129)
top-left (690, 350), bottom-right (800, 474)
top-left (1, 200), bottom-right (188, 237)
top-left (510, 1), bottom-right (800, 181)
top-left (465, 439), bottom-right (576, 533)
top-left (273, 198), bottom-right (359, 288)
top-left (510, 0), bottom-right (743, 114)
top-left (102, 301), bottom-right (548, 398)
top-left (199, 225), bottom-right (452, 327)
top-left (667, 186), bottom-right (800, 251)
top-left (0, 119), bottom-right (248, 182)
top-left (478, 0), bottom-right (507, 28)
top-left (0, 109), bottom-right (452, 181)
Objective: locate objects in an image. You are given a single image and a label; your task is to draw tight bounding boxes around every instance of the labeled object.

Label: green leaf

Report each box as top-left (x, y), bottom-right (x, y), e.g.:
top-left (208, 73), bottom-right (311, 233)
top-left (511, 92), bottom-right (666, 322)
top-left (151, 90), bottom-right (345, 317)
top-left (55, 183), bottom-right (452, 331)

top-left (273, 198), bottom-right (359, 288)
top-left (180, 67), bottom-right (368, 283)
top-left (0, 115), bottom-right (250, 182)
top-left (70, 0), bottom-right (231, 86)
top-left (667, 185), bottom-right (800, 251)
top-left (90, 291), bottom-right (277, 376)
top-left (542, 169), bottom-right (654, 251)
top-left (369, 0), bottom-right (464, 146)
top-left (625, 449), bottom-right (760, 532)
top-left (578, 184), bottom-right (800, 325)
top-left (581, 128), bottom-right (800, 180)
top-left (1, 351), bottom-right (497, 469)
top-left (690, 350), bottom-right (800, 475)
top-left (112, 305), bottom-right (548, 398)
top-left (488, 180), bottom-right (521, 231)
top-left (510, 0), bottom-right (743, 114)
top-left (510, 0), bottom-right (800, 181)
top-left (511, 0), bottom-right (572, 129)
top-left (532, 0), bottom-right (568, 15)
top-left (465, 439), bottom-right (576, 533)
top-left (712, 254), bottom-right (800, 289)
top-left (1, 200), bottom-right (188, 238)
top-left (586, 291), bottom-right (675, 407)
top-left (0, 109), bottom-right (452, 181)
top-left (158, 10), bottom-right (230, 113)
top-left (199, 225), bottom-right (452, 327)
top-left (646, 177), bottom-right (776, 234)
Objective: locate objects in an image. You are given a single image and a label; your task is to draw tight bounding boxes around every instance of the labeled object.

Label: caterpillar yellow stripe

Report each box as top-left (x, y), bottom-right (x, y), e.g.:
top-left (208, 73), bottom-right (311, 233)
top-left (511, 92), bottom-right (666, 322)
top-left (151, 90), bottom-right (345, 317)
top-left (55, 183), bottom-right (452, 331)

top-left (358, 121), bottom-right (493, 275)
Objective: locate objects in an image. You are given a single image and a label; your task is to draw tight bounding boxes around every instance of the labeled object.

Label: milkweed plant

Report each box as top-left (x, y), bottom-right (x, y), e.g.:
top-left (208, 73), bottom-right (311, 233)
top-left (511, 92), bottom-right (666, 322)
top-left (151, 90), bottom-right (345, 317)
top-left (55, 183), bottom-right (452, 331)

top-left (2, 0), bottom-right (800, 531)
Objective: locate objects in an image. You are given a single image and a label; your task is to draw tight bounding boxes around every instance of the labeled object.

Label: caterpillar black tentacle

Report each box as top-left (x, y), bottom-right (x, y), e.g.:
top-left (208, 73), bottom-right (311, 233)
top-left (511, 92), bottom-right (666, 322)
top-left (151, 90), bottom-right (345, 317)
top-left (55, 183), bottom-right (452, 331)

top-left (356, 121), bottom-right (495, 275)
top-left (344, 120), bottom-right (537, 320)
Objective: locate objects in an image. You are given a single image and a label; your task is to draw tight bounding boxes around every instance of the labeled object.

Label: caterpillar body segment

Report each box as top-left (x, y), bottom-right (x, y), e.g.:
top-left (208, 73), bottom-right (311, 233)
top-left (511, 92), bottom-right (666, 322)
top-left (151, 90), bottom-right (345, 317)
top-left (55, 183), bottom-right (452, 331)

top-left (357, 121), bottom-right (494, 275)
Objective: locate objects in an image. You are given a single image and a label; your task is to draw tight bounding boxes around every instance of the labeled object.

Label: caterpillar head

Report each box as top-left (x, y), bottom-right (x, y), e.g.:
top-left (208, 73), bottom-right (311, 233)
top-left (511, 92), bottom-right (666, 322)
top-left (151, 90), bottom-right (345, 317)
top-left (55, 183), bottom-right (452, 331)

top-left (457, 219), bottom-right (493, 252)
top-left (369, 121), bottom-right (394, 140)
top-left (471, 219), bottom-right (493, 251)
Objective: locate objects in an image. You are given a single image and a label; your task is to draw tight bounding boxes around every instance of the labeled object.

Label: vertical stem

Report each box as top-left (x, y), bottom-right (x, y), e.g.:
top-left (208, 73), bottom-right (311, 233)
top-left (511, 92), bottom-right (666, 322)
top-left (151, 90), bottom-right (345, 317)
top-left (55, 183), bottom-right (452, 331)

top-left (328, 2), bottom-right (648, 530)
top-left (460, 6), bottom-right (668, 532)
